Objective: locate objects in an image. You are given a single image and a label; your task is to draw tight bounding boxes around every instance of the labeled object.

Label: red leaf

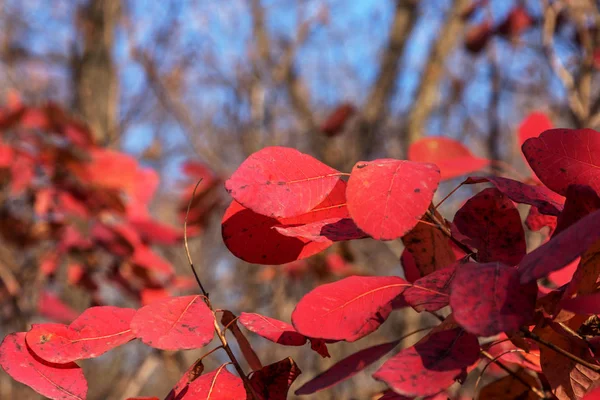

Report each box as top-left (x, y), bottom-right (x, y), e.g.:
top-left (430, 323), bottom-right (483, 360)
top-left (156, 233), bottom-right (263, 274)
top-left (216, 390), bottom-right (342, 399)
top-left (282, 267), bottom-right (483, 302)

top-left (274, 217), bottom-right (368, 242)
top-left (401, 211), bottom-right (456, 282)
top-left (0, 332), bottom-right (88, 400)
top-left (402, 264), bottom-right (456, 312)
top-left (465, 20), bottom-right (494, 53)
top-left (26, 306), bottom-right (136, 363)
top-left (320, 103), bottom-right (356, 137)
top-left (131, 295), bottom-right (215, 350)
top-left (526, 206), bottom-right (557, 234)
top-left (131, 244), bottom-right (174, 275)
top-left (309, 339), bottom-right (331, 358)
top-left (180, 364), bottom-right (246, 400)
top-left (347, 159), bottom-right (440, 240)
top-left (291, 276), bottom-right (409, 341)
top-left (450, 262), bottom-right (537, 336)
top-left (562, 292), bottom-right (600, 315)
top-left (250, 357), bottom-right (302, 400)
top-left (519, 112), bottom-right (553, 147)
top-left (522, 128), bottom-right (600, 196)
top-left (225, 146), bottom-right (342, 218)
top-left (408, 137), bottom-right (489, 180)
top-left (496, 6), bottom-right (533, 37)
top-left (585, 387), bottom-right (600, 399)
top-left (129, 219), bottom-right (181, 245)
top-left (37, 291), bottom-right (79, 324)
top-left (239, 312), bottom-right (307, 346)
top-left (79, 149), bottom-right (138, 190)
top-left (222, 179), bottom-right (349, 264)
top-left (554, 184), bottom-right (600, 236)
top-left (454, 187), bottom-right (526, 265)
top-left (164, 359), bottom-right (206, 400)
top-left (478, 368), bottom-right (540, 400)
top-left (464, 176), bottom-right (564, 216)
top-left (295, 340), bottom-right (399, 395)
top-left (0, 143), bottom-right (14, 167)
top-left (518, 209), bottom-right (600, 283)
top-left (373, 328), bottom-right (480, 397)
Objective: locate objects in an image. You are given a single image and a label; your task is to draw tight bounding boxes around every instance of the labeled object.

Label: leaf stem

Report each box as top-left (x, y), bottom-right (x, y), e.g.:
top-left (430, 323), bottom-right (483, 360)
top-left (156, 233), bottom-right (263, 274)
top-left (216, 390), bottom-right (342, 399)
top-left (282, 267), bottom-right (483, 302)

top-left (425, 206), bottom-right (477, 261)
top-left (184, 179), bottom-right (209, 298)
top-left (520, 328), bottom-right (600, 373)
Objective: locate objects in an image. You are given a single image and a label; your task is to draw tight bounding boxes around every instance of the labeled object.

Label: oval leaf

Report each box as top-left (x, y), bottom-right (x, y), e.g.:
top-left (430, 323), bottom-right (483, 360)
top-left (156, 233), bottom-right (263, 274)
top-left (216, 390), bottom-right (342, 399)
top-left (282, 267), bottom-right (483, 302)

top-left (522, 128), bottom-right (600, 196)
top-left (0, 332), bottom-right (88, 400)
top-left (347, 159), bottom-right (440, 240)
top-left (295, 340), bottom-right (399, 395)
top-left (239, 312), bottom-right (307, 346)
top-left (403, 264), bottom-right (456, 312)
top-left (26, 306), bottom-right (136, 363)
top-left (454, 187), bottom-right (526, 265)
top-left (408, 137), bottom-right (489, 180)
top-left (250, 357), bottom-right (302, 400)
top-left (373, 328), bottom-right (480, 397)
top-left (450, 262), bottom-right (537, 337)
top-left (131, 295), bottom-right (215, 350)
top-left (225, 146), bottom-right (342, 218)
top-left (182, 364), bottom-right (246, 400)
top-left (292, 276), bottom-right (409, 341)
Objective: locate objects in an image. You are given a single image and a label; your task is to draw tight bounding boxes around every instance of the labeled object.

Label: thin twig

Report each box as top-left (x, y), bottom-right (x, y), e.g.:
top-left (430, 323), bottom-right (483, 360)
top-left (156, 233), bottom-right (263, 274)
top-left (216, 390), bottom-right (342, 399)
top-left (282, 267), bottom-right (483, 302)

top-left (184, 179), bottom-right (208, 298)
top-left (479, 350), bottom-right (549, 399)
top-left (521, 328), bottom-right (600, 373)
top-left (434, 181), bottom-right (465, 210)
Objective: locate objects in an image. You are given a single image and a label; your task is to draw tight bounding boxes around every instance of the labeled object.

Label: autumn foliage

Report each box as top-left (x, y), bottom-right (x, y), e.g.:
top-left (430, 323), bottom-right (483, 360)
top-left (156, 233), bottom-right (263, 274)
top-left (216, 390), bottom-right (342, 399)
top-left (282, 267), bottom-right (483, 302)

top-left (2, 107), bottom-right (600, 399)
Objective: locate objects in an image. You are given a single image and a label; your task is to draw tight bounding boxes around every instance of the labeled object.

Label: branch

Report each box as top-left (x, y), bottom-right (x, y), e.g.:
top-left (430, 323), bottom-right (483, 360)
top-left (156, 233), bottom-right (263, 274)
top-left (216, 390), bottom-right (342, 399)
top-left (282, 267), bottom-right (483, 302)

top-left (359, 0), bottom-right (418, 156)
top-left (405, 0), bottom-right (470, 149)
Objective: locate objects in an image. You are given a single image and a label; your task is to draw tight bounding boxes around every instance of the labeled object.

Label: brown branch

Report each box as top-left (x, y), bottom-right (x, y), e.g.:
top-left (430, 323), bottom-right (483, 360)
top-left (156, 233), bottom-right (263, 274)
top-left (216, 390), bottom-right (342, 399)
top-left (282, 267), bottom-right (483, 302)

top-left (405, 0), bottom-right (470, 150)
top-left (359, 0), bottom-right (418, 157)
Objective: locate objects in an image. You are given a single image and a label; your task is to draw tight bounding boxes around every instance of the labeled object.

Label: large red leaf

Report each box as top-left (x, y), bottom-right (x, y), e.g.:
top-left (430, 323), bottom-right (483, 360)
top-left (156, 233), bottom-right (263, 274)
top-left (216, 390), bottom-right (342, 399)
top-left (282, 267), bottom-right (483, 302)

top-left (295, 339), bottom-right (399, 395)
top-left (164, 359), bottom-right (206, 400)
top-left (464, 176), bottom-right (564, 216)
top-left (522, 128), bottom-right (600, 196)
top-left (239, 313), bottom-right (307, 346)
top-left (130, 295), bottom-right (215, 350)
top-left (450, 262), bottom-right (537, 336)
top-left (0, 332), bottom-right (88, 400)
top-left (26, 306), bottom-right (136, 363)
top-left (518, 209), bottom-right (600, 283)
top-left (274, 217), bottom-right (368, 242)
top-left (373, 328), bottom-right (480, 397)
top-left (400, 211), bottom-right (456, 282)
top-left (291, 276), bottom-right (409, 341)
top-left (225, 146), bottom-right (342, 218)
top-left (408, 137), bottom-right (489, 180)
top-left (346, 159), bottom-right (440, 240)
top-left (454, 187), bottom-right (526, 265)
top-left (250, 357), bottom-right (301, 400)
top-left (222, 179), bottom-right (348, 265)
top-left (78, 148), bottom-right (138, 190)
top-left (180, 364), bottom-right (246, 400)
top-left (402, 264), bottom-right (456, 312)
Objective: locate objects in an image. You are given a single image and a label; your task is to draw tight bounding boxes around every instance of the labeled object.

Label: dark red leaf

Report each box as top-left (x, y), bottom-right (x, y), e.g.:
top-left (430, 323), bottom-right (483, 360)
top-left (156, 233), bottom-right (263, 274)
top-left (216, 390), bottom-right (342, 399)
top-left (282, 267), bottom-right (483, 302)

top-left (522, 128), bottom-right (600, 196)
top-left (408, 137), bottom-right (489, 180)
top-left (221, 311), bottom-right (262, 371)
top-left (450, 262), bottom-right (537, 336)
top-left (495, 6), bottom-right (533, 37)
top-left (131, 295), bottom-right (215, 350)
top-left (250, 357), bottom-right (301, 400)
top-left (401, 211), bottom-right (456, 282)
top-left (518, 209), bottom-right (600, 283)
top-left (454, 187), bottom-right (526, 265)
top-left (465, 20), bottom-right (494, 53)
top-left (464, 176), bottom-right (564, 216)
top-left (477, 368), bottom-right (540, 400)
top-left (554, 184), bottom-right (600, 236)
top-left (225, 146), bottom-right (342, 218)
top-left (292, 276), bottom-right (409, 341)
top-left (373, 328), bottom-right (480, 397)
top-left (239, 312), bottom-right (307, 346)
top-left (274, 217), bottom-right (368, 242)
top-left (347, 159), bottom-right (440, 240)
top-left (180, 364), bottom-right (246, 400)
top-left (26, 306), bottom-right (136, 363)
top-left (295, 340), bottom-right (399, 395)
top-left (402, 264), bottom-right (456, 312)
top-left (0, 332), bottom-right (87, 400)
top-left (309, 339), bottom-right (331, 358)
top-left (320, 103), bottom-right (356, 137)
top-left (562, 293), bottom-right (600, 315)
